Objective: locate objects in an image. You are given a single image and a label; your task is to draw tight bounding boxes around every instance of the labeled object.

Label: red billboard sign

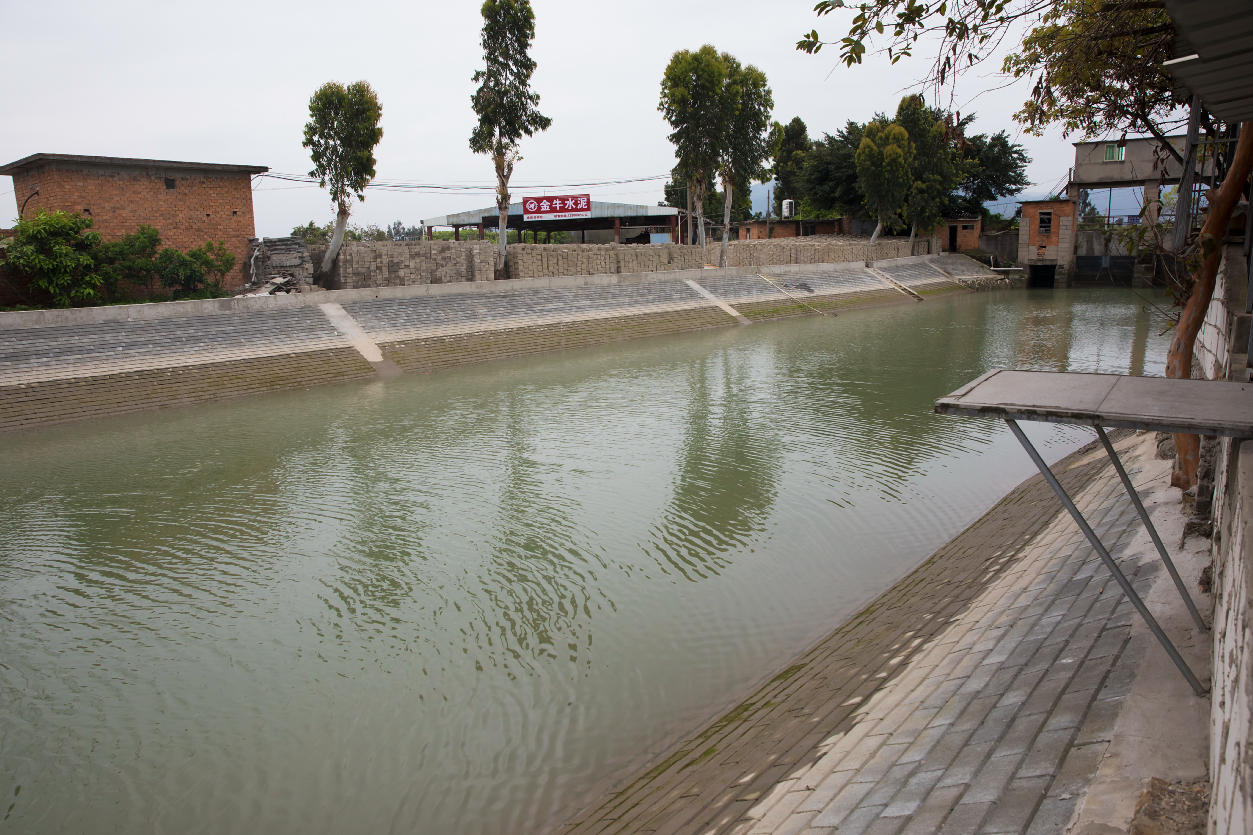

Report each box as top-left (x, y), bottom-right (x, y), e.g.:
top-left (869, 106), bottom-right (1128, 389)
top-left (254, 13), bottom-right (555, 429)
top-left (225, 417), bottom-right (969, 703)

top-left (522, 194), bottom-right (592, 221)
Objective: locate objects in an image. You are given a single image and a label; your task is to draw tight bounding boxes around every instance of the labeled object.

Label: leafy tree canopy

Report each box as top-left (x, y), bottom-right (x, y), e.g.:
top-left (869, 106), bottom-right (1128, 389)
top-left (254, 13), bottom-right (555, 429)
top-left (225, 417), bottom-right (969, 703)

top-left (802, 120), bottom-right (873, 218)
top-left (469, 0), bottom-right (552, 157)
top-left (856, 122), bottom-right (915, 240)
top-left (769, 116), bottom-right (811, 215)
top-left (303, 81), bottom-right (384, 211)
top-left (5, 210), bottom-right (103, 307)
top-left (469, 0), bottom-right (551, 274)
top-left (1001, 0), bottom-right (1183, 155)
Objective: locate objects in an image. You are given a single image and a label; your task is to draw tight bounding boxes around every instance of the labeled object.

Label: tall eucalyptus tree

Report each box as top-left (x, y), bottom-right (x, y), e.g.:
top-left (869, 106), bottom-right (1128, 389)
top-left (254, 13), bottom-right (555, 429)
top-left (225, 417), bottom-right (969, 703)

top-left (303, 81), bottom-right (383, 276)
top-left (469, 0), bottom-right (552, 279)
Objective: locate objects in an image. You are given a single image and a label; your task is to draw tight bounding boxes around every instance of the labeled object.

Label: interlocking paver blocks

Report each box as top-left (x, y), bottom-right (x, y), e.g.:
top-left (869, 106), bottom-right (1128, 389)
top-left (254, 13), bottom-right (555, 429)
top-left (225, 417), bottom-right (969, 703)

top-left (554, 434), bottom-right (1157, 835)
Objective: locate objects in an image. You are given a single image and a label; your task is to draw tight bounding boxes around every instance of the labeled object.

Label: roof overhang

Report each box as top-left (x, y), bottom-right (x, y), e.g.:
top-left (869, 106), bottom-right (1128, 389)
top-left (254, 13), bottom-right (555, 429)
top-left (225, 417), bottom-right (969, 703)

top-left (0, 153), bottom-right (269, 176)
top-left (424, 201), bottom-right (679, 227)
top-left (1163, 0), bottom-right (1253, 123)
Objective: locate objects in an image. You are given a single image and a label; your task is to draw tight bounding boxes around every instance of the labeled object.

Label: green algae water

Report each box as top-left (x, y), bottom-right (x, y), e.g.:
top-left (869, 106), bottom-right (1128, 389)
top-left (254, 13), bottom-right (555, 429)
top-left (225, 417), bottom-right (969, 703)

top-left (0, 288), bottom-right (1168, 834)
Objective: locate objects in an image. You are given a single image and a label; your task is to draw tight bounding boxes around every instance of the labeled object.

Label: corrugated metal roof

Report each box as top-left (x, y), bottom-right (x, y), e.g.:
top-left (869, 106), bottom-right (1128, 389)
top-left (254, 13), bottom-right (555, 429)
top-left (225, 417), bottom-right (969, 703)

top-left (1163, 0), bottom-right (1253, 122)
top-left (424, 201), bottom-right (679, 227)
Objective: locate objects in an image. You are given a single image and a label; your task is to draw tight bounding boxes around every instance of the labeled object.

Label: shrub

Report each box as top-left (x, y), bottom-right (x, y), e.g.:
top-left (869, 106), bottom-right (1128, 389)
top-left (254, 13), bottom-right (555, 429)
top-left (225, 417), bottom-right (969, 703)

top-left (157, 241), bottom-right (235, 299)
top-left (95, 225), bottom-right (163, 297)
top-left (5, 210), bottom-right (104, 307)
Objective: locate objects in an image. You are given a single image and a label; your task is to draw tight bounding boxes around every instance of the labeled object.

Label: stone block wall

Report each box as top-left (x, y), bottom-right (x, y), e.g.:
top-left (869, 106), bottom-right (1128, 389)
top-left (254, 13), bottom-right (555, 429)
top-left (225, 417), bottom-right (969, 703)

top-left (301, 237), bottom-right (930, 289)
top-left (308, 240), bottom-right (498, 288)
top-left (504, 243), bottom-right (703, 279)
top-left (247, 237), bottom-right (314, 288)
top-left (719, 237), bottom-right (926, 267)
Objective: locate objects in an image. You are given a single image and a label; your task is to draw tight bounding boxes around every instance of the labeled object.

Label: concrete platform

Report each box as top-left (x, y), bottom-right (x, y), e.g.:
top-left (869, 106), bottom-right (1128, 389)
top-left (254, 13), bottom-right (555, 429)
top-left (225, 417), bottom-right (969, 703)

top-left (549, 433), bottom-right (1210, 835)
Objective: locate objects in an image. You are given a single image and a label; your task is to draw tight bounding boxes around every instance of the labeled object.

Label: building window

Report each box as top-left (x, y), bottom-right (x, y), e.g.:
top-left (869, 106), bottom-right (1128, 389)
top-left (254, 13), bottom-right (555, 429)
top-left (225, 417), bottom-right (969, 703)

top-left (1038, 211), bottom-right (1053, 235)
top-left (164, 178), bottom-right (176, 189)
top-left (961, 224), bottom-right (974, 230)
top-left (1103, 144), bottom-right (1124, 162)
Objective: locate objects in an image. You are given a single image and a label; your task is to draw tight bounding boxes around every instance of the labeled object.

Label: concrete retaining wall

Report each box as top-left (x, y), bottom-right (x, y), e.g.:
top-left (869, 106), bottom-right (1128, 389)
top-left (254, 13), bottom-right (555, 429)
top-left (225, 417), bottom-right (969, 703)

top-left (1203, 243), bottom-right (1253, 835)
top-left (293, 238), bottom-right (931, 289)
top-left (0, 255), bottom-right (992, 434)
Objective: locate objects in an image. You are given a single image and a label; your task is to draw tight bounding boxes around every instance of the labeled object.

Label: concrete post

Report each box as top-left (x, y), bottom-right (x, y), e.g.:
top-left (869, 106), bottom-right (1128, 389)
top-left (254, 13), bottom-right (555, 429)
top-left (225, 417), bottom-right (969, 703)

top-left (454, 226), bottom-right (460, 241)
top-left (614, 217), bottom-right (621, 244)
top-left (478, 222), bottom-right (484, 240)
top-left (1144, 180), bottom-right (1161, 225)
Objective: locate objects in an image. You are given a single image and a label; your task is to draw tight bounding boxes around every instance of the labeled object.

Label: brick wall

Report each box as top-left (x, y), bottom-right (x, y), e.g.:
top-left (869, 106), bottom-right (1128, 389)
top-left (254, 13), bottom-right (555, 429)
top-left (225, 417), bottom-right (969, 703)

top-left (11, 162), bottom-right (257, 291)
top-left (1020, 201), bottom-right (1076, 271)
top-left (938, 217), bottom-right (982, 252)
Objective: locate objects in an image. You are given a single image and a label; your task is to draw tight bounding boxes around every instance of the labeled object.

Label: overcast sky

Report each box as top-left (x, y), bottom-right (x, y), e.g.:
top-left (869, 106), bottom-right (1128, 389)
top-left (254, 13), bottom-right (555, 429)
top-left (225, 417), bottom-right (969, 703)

top-left (0, 0), bottom-right (1148, 236)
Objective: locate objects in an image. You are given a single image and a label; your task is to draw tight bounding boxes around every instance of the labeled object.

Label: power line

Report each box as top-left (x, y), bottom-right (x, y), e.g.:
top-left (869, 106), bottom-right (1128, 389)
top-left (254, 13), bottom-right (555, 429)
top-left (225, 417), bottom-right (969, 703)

top-left (255, 172), bottom-right (672, 194)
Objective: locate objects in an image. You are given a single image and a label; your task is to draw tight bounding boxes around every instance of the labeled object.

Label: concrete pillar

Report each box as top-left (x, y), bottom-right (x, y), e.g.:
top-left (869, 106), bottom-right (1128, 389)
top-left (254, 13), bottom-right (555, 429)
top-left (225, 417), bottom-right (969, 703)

top-left (614, 217), bottom-right (621, 244)
top-left (454, 226), bottom-right (460, 241)
top-left (478, 222), bottom-right (484, 240)
top-left (580, 229), bottom-right (585, 243)
top-left (1143, 180), bottom-right (1161, 225)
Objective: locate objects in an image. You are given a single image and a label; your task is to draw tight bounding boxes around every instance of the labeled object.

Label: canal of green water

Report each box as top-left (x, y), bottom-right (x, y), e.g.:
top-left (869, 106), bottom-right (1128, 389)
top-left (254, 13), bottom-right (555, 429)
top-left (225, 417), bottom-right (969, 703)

top-left (0, 287), bottom-right (1168, 834)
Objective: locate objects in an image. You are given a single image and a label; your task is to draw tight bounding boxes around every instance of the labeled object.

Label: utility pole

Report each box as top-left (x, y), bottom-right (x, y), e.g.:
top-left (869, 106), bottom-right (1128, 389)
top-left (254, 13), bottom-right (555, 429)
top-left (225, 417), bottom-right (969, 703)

top-left (766, 187), bottom-right (771, 240)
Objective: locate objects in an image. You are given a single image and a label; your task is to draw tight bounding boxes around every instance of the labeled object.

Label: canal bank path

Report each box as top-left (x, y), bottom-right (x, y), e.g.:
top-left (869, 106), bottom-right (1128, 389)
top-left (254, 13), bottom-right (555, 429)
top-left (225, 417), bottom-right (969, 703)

top-left (549, 430), bottom-right (1211, 835)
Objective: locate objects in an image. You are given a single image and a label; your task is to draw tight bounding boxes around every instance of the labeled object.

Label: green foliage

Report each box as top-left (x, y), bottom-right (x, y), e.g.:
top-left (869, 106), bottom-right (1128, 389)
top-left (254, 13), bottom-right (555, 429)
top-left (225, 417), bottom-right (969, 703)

top-left (663, 171), bottom-right (752, 221)
top-left (659, 45), bottom-right (773, 251)
top-left (469, 0), bottom-right (552, 158)
top-left (189, 241), bottom-right (236, 285)
top-left (303, 81), bottom-right (384, 211)
top-left (1002, 0), bottom-right (1180, 148)
top-left (797, 0), bottom-right (1039, 88)
top-left (5, 210), bottom-right (103, 307)
top-left (659, 45), bottom-right (728, 232)
top-left (95, 224), bottom-right (162, 296)
top-left (387, 221), bottom-right (423, 241)
top-left (893, 96), bottom-right (956, 235)
top-left (856, 122), bottom-right (914, 233)
top-left (769, 117), bottom-right (811, 215)
top-left (719, 56), bottom-right (774, 196)
top-left (953, 128), bottom-right (1031, 216)
top-left (156, 248), bottom-right (206, 297)
top-left (292, 220), bottom-right (389, 243)
top-left (802, 121), bottom-right (871, 217)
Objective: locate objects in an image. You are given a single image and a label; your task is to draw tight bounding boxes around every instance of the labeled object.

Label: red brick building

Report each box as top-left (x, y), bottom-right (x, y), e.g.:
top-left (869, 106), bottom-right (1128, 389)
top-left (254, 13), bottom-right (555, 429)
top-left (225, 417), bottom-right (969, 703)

top-left (1017, 199), bottom-right (1077, 287)
top-left (936, 214), bottom-right (982, 252)
top-left (1, 154), bottom-right (268, 291)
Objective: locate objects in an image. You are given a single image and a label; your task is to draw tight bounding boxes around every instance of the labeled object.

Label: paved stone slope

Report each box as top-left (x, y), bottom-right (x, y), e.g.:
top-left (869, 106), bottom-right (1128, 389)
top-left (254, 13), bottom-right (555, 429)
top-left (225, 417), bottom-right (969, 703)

top-left (879, 262), bottom-right (971, 298)
top-left (553, 433), bottom-right (1156, 835)
top-left (0, 261), bottom-right (969, 433)
top-left (705, 269), bottom-right (909, 320)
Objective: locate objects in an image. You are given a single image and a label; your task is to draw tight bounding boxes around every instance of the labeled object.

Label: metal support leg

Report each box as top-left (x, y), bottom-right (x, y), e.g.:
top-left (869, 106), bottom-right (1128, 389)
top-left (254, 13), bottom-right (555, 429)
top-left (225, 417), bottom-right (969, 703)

top-left (1006, 420), bottom-right (1208, 696)
top-left (1095, 426), bottom-right (1208, 631)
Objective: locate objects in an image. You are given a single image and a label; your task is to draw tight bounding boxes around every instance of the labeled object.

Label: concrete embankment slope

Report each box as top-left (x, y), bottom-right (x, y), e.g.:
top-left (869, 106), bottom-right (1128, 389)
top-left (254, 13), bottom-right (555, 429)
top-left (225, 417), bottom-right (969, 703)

top-left (0, 255), bottom-right (990, 433)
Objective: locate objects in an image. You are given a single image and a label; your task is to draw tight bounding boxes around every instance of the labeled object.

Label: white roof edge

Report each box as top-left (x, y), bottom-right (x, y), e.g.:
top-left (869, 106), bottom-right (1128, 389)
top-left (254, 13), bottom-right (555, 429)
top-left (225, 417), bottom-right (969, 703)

top-left (423, 201), bottom-right (679, 227)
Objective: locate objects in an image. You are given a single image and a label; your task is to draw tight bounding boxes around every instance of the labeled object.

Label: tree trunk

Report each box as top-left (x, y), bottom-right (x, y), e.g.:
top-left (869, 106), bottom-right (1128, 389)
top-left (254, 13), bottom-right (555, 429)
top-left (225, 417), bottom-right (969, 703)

top-left (320, 205), bottom-right (351, 275)
top-left (869, 220), bottom-right (883, 244)
top-left (693, 176), bottom-right (707, 255)
top-left (908, 221), bottom-right (917, 250)
top-left (719, 170), bottom-right (732, 268)
top-left (494, 151), bottom-right (513, 280)
top-left (1166, 121), bottom-right (1253, 490)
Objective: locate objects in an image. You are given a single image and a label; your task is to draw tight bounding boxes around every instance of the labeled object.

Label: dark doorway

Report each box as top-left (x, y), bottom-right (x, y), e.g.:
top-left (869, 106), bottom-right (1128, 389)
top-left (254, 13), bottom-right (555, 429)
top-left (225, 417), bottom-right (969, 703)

top-left (948, 225), bottom-right (958, 252)
top-left (1028, 264), bottom-right (1057, 288)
